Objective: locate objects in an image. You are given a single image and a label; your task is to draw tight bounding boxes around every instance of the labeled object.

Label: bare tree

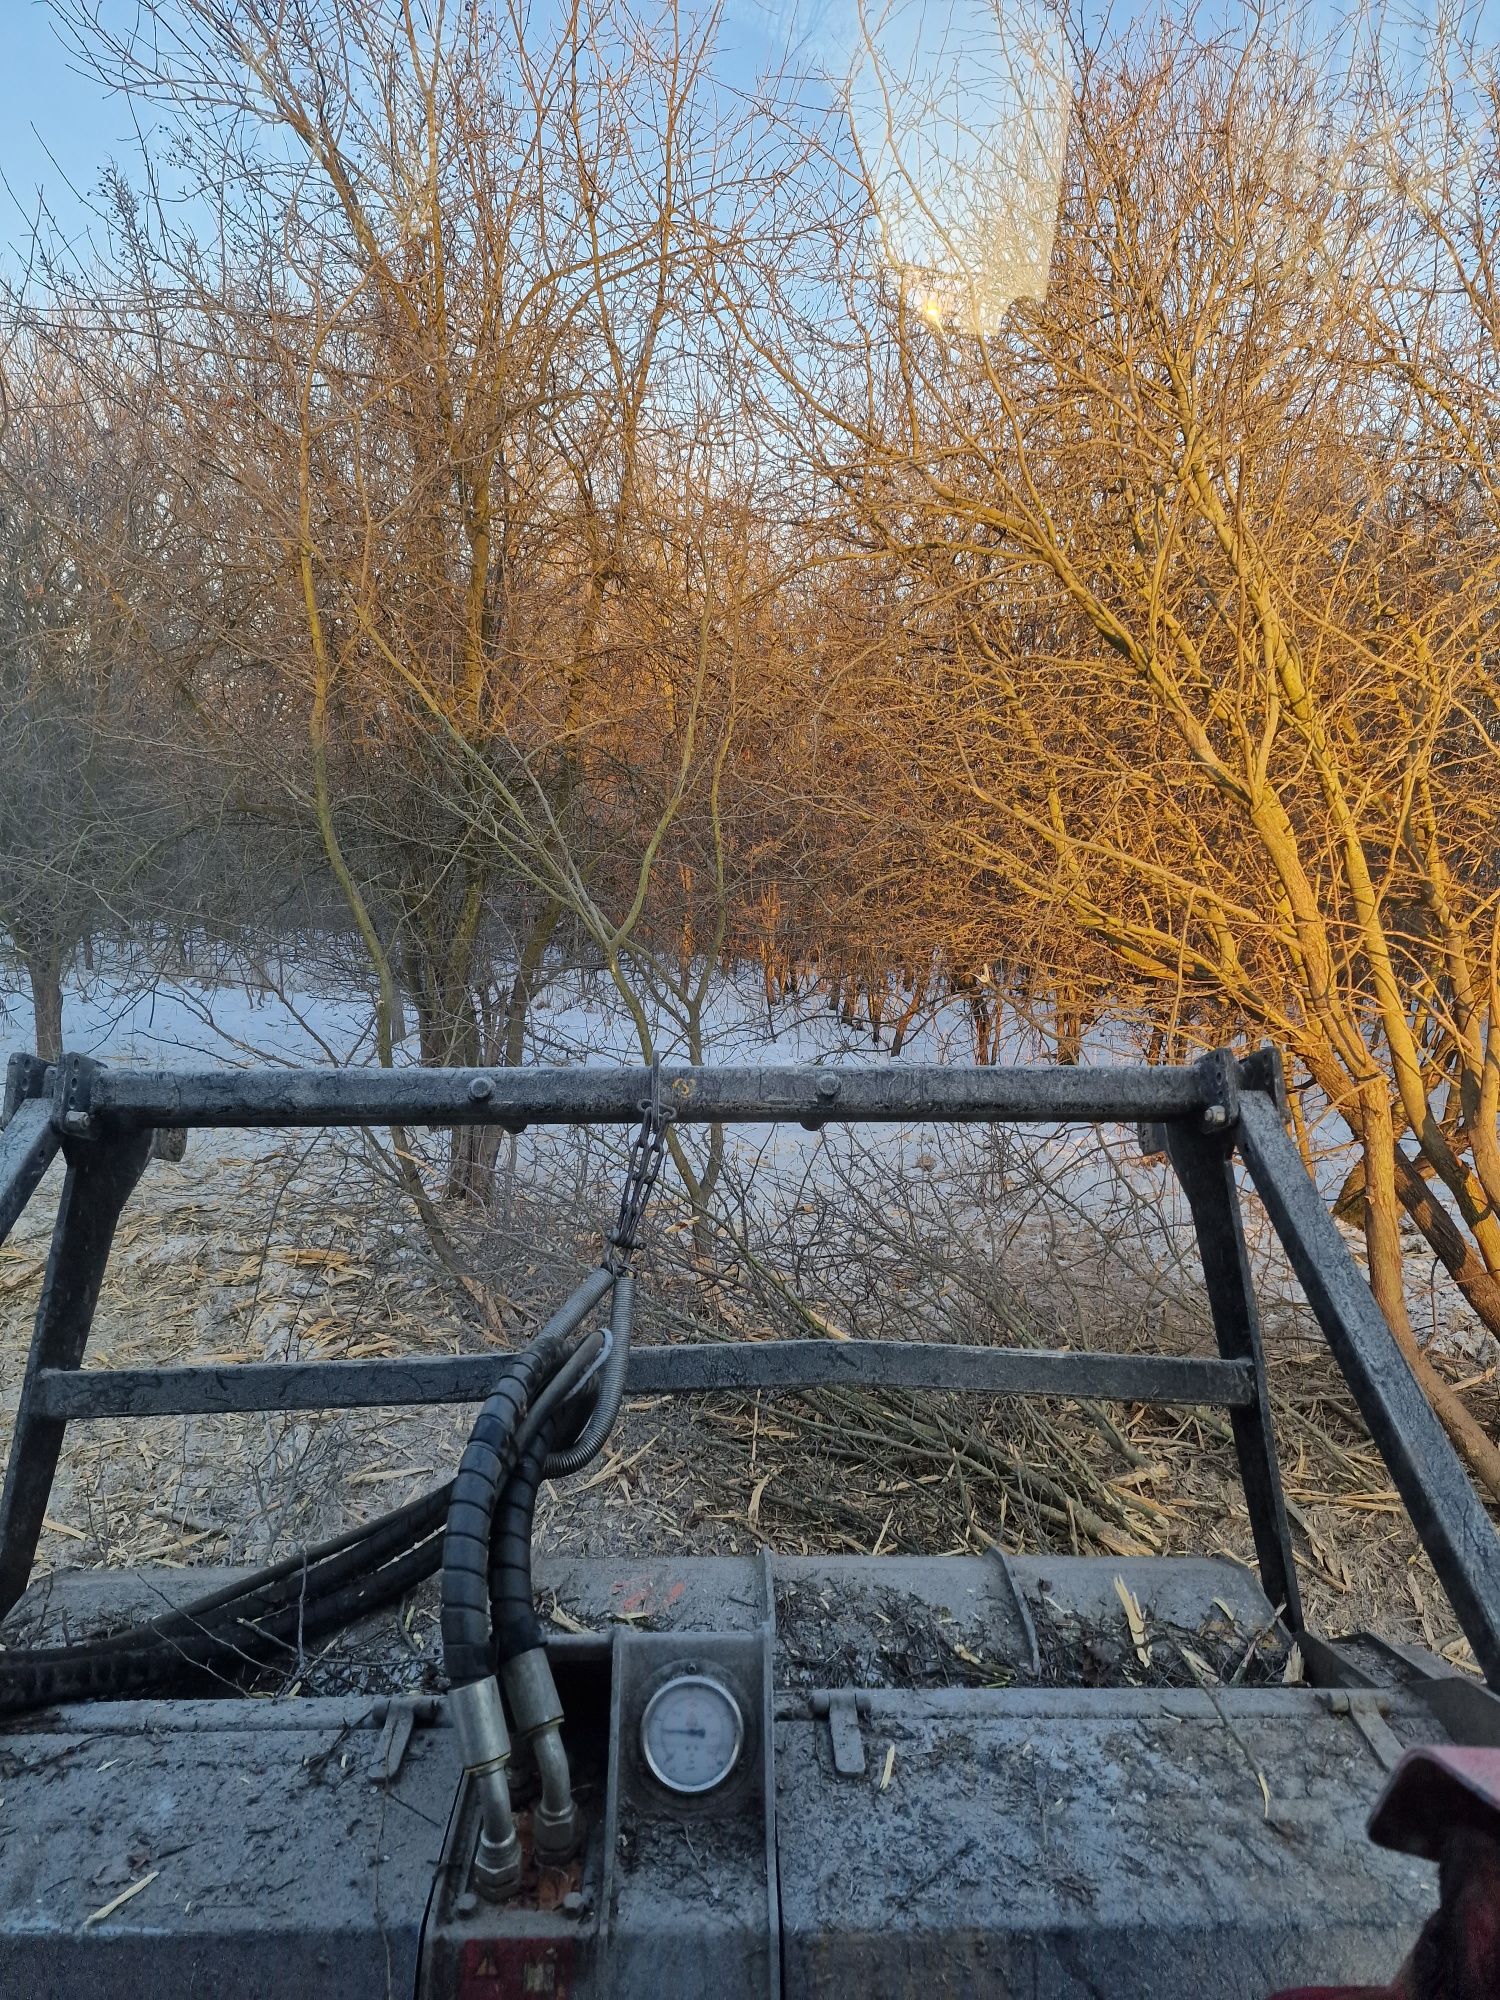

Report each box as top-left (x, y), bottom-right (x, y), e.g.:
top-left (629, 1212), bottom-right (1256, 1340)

top-left (743, 4), bottom-right (1500, 1488)
top-left (0, 338), bottom-right (186, 1054)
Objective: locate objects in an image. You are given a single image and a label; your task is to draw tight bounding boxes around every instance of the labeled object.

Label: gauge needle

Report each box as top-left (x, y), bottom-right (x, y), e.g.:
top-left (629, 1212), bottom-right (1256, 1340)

top-left (663, 1726), bottom-right (707, 1737)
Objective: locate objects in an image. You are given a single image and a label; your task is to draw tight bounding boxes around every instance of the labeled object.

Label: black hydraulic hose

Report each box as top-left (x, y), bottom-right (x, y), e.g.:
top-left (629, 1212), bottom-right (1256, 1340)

top-left (515, 1327), bottom-right (607, 1461)
top-left (441, 1262), bottom-right (613, 1689)
top-left (489, 1410), bottom-right (560, 1663)
top-left (2, 1482), bottom-right (453, 1671)
top-left (0, 1527), bottom-right (444, 1716)
top-left (0, 1267), bottom-right (619, 1718)
top-left (441, 1352), bottom-right (547, 1686)
top-left (546, 1272), bottom-right (634, 1478)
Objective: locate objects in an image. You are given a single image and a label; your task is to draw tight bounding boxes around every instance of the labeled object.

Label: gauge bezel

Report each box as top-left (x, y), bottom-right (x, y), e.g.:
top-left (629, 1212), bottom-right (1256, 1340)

top-left (639, 1671), bottom-right (746, 1796)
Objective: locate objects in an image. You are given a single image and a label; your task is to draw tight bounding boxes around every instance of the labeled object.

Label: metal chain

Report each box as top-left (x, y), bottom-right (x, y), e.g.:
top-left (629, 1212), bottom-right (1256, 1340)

top-left (604, 1058), bottom-right (673, 1275)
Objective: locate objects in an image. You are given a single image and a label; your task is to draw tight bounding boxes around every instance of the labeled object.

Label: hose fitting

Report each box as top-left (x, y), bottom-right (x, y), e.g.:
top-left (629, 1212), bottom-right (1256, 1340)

top-left (502, 1646), bottom-right (581, 1860)
top-left (448, 1675), bottom-right (522, 1899)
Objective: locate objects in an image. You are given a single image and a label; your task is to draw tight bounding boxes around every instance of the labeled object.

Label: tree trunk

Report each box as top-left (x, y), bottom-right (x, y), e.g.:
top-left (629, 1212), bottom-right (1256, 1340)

top-left (440, 986), bottom-right (496, 1205)
top-left (1054, 989), bottom-right (1084, 1065)
top-left (1393, 1149), bottom-right (1500, 1341)
top-left (1357, 1091), bottom-right (1500, 1501)
top-left (23, 946), bottom-right (64, 1061)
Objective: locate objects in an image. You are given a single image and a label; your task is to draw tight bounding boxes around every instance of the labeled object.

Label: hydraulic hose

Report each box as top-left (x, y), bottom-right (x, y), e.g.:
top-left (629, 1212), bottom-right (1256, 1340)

top-left (0, 1262), bottom-right (621, 1723)
top-left (489, 1412), bottom-right (558, 1662)
top-left (545, 1272), bottom-right (634, 1478)
top-left (0, 1482), bottom-right (454, 1716)
top-left (517, 1325), bottom-right (607, 1462)
top-left (488, 1406), bottom-right (581, 1857)
top-left (440, 1265), bottom-right (613, 1687)
top-left (438, 1266), bottom-right (614, 1898)
top-left (0, 1525), bottom-right (444, 1715)
top-left (14, 1481), bottom-right (453, 1666)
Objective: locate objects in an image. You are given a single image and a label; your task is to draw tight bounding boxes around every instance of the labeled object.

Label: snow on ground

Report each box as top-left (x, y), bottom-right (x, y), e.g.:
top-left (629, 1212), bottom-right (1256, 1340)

top-left (0, 951), bottom-right (1488, 1362)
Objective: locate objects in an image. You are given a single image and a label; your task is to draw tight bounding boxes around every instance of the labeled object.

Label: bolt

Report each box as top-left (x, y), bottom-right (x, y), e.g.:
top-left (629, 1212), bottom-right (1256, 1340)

top-left (816, 1074), bottom-right (840, 1100)
top-left (1202, 1103), bottom-right (1229, 1131)
top-left (468, 1075), bottom-right (493, 1102)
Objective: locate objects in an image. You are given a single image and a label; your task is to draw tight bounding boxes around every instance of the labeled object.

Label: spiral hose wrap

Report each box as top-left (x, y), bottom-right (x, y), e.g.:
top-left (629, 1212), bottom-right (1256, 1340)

top-left (439, 1263), bottom-right (615, 1689)
top-left (489, 1412), bottom-right (559, 1664)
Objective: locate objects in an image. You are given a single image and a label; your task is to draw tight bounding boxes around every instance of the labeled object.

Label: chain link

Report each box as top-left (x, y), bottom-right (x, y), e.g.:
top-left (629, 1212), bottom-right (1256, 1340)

top-left (604, 1058), bottom-right (673, 1275)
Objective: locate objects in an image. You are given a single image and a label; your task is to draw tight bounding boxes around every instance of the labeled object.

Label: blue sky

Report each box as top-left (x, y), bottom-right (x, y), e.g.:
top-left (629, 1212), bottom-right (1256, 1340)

top-left (2, 0), bottom-right (1057, 280)
top-left (5, 0), bottom-right (1496, 281)
top-left (0, 3), bottom-right (140, 267)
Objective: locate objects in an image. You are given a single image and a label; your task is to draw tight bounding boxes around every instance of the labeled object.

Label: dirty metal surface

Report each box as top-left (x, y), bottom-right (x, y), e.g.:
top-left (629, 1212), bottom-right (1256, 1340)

top-left (0, 1695), bottom-right (455, 1998)
top-left (776, 1688), bottom-right (1439, 1998)
top-left (0, 1552), bottom-right (1477, 1999)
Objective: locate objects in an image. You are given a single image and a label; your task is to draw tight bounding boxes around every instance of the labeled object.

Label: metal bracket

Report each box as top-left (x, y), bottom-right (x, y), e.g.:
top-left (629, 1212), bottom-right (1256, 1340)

top-left (814, 1688), bottom-right (869, 1777)
top-left (987, 1544), bottom-right (1041, 1676)
top-left (3, 1054), bottom-right (51, 1129)
top-left (1147, 1043), bottom-right (1284, 1150)
top-left (1195, 1048), bottom-right (1241, 1136)
top-left (1236, 1043), bottom-right (1290, 1122)
top-left (1346, 1693), bottom-right (1404, 1774)
top-left (369, 1695), bottom-right (435, 1785)
top-left (1136, 1120), bottom-right (1168, 1161)
top-left (52, 1053), bottom-right (102, 1140)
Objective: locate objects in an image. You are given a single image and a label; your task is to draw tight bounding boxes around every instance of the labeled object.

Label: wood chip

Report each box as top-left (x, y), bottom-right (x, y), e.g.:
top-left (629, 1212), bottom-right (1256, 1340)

top-left (879, 1744), bottom-right (896, 1791)
top-left (1113, 1575), bottom-right (1152, 1669)
top-left (82, 1869), bottom-right (159, 1929)
top-left (747, 1470), bottom-right (777, 1526)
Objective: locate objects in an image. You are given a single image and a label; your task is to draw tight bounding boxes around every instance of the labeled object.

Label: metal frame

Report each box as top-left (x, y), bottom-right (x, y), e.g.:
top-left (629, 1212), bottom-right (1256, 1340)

top-left (3, 1043), bottom-right (1500, 1686)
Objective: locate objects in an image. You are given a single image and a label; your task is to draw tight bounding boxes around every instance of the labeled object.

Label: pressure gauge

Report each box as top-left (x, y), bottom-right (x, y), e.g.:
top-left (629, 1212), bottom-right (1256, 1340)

top-left (639, 1673), bottom-right (745, 1796)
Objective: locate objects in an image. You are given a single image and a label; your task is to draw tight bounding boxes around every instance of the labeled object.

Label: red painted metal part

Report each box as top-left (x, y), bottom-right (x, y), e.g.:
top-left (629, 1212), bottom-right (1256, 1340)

top-left (1267, 1747), bottom-right (1500, 2000)
top-left (457, 1938), bottom-right (575, 1998)
top-left (1263, 1989), bottom-right (1398, 1999)
top-left (1367, 1746), bottom-right (1500, 1862)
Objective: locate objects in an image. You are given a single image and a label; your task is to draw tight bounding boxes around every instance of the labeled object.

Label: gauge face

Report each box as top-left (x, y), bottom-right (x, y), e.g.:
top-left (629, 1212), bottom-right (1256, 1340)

top-left (640, 1673), bottom-right (745, 1796)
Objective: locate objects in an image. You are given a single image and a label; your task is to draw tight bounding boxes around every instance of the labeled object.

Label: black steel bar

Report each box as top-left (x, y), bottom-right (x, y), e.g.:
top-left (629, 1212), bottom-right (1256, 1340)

top-left (0, 1128), bottom-right (153, 1617)
top-left (1166, 1121), bottom-right (1303, 1630)
top-left (0, 1099), bottom-right (58, 1251)
top-left (1237, 1089), bottom-right (1500, 1685)
top-left (30, 1343), bottom-right (1255, 1420)
top-left (88, 1060), bottom-right (1210, 1130)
